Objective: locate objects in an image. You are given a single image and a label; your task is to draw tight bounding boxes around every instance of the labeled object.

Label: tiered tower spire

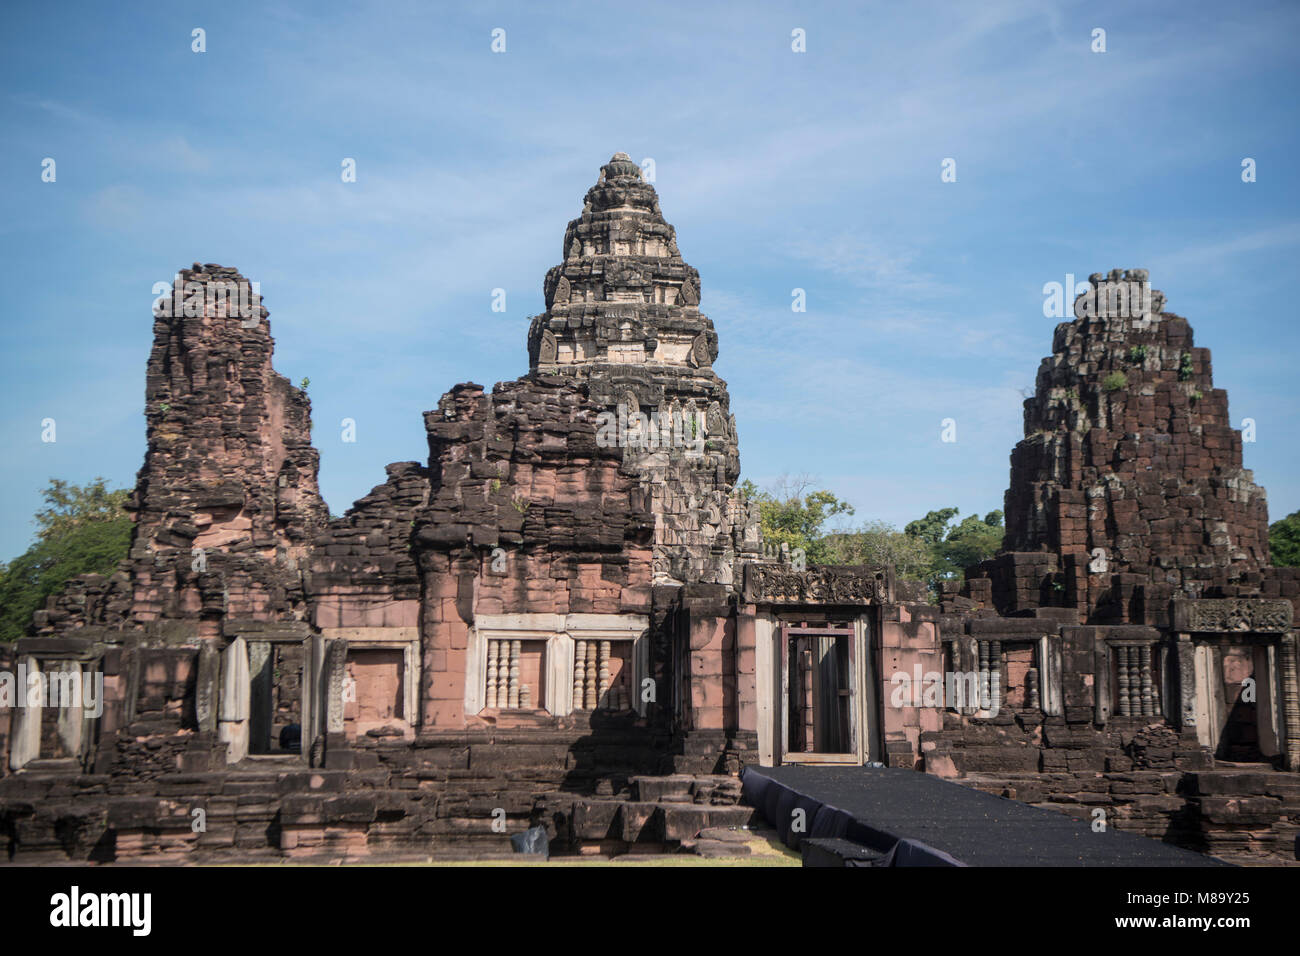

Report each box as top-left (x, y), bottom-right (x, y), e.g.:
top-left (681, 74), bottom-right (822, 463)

top-left (527, 154), bottom-right (758, 585)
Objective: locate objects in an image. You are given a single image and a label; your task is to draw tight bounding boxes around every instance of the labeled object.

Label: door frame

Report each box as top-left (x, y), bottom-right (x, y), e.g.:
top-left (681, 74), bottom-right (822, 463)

top-left (777, 620), bottom-right (865, 765)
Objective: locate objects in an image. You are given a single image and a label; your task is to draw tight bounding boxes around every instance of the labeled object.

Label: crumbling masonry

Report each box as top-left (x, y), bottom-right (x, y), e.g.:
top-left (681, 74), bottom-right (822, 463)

top-left (1, 159), bottom-right (1298, 864)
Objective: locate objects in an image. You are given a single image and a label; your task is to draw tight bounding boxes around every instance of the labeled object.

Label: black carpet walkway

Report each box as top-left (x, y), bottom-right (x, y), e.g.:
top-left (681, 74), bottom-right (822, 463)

top-left (742, 765), bottom-right (1227, 867)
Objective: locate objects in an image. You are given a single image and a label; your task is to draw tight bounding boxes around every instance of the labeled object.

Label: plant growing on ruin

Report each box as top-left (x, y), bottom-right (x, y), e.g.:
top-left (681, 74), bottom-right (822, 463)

top-left (299, 376), bottom-right (310, 391)
top-left (158, 402), bottom-right (170, 413)
top-left (490, 478), bottom-right (502, 494)
top-left (1126, 345), bottom-right (1147, 364)
top-left (1178, 352), bottom-right (1194, 381)
top-left (511, 495), bottom-right (530, 514)
top-left (1190, 389), bottom-right (1203, 402)
top-left (1102, 371), bottom-right (1128, 392)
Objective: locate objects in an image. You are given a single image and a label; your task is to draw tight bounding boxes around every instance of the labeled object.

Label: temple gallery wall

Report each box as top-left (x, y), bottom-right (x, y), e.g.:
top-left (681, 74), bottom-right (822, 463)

top-left (2, 153), bottom-right (1298, 864)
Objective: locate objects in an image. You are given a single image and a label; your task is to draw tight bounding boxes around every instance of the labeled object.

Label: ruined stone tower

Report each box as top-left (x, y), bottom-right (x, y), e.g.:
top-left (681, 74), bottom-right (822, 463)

top-left (527, 153), bottom-right (757, 586)
top-left (973, 268), bottom-right (1270, 625)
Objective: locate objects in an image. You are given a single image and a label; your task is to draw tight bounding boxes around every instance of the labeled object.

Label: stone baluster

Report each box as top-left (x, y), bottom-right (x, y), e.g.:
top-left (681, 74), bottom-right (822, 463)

top-left (497, 642), bottom-right (511, 709)
top-left (1116, 646), bottom-right (1132, 716)
top-left (520, 684), bottom-right (532, 709)
top-left (598, 641), bottom-right (611, 709)
top-left (990, 641), bottom-right (1003, 713)
top-left (1139, 644), bottom-right (1156, 716)
top-left (574, 640), bottom-right (587, 711)
top-left (486, 639), bottom-right (499, 710)
top-left (508, 639), bottom-right (521, 709)
top-left (584, 641), bottom-right (598, 710)
top-left (978, 641), bottom-right (991, 711)
top-left (1026, 667), bottom-right (1040, 711)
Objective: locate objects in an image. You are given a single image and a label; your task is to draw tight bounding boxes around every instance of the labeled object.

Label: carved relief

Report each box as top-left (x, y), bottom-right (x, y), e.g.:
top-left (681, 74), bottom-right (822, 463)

top-left (743, 563), bottom-right (890, 605)
top-left (538, 329), bottom-right (558, 364)
top-left (1176, 598), bottom-right (1293, 633)
top-left (554, 275), bottom-right (570, 306)
top-left (324, 639), bottom-right (349, 734)
top-left (679, 278), bottom-right (699, 306)
top-left (688, 333), bottom-right (710, 369)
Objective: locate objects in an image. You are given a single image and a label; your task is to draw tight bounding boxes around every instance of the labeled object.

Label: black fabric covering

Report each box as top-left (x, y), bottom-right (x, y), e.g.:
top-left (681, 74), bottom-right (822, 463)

top-left (801, 837), bottom-right (886, 867)
top-left (741, 765), bottom-right (1228, 867)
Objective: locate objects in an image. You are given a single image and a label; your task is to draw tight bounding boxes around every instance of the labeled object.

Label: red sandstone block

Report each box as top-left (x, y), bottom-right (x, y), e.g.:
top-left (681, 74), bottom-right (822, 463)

top-left (693, 706), bottom-right (724, 730)
top-left (689, 651), bottom-right (723, 678)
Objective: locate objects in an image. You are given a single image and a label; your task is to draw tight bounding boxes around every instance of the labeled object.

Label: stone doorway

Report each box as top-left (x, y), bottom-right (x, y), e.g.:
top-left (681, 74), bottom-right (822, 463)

top-left (1193, 640), bottom-right (1280, 764)
top-left (249, 641), bottom-right (304, 756)
top-left (342, 647), bottom-right (405, 739)
top-left (779, 621), bottom-right (860, 763)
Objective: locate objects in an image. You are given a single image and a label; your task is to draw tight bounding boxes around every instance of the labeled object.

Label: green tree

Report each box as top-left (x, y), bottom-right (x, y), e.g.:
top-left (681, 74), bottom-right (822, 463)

top-left (34, 477), bottom-right (130, 542)
top-left (740, 476), bottom-right (855, 565)
top-left (939, 510), bottom-right (1004, 577)
top-left (903, 507), bottom-right (959, 548)
top-left (900, 507), bottom-right (1005, 596)
top-left (821, 520), bottom-right (934, 580)
top-left (0, 479), bottom-right (133, 642)
top-left (1270, 510), bottom-right (1300, 567)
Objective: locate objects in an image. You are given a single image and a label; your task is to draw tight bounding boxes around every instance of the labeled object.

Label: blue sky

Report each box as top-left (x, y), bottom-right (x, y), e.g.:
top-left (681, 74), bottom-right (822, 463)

top-left (1, 0), bottom-right (1297, 561)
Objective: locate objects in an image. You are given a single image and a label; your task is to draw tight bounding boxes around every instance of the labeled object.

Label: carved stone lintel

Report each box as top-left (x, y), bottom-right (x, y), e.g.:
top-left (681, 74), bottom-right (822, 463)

top-left (742, 563), bottom-right (892, 606)
top-left (1173, 598), bottom-right (1293, 633)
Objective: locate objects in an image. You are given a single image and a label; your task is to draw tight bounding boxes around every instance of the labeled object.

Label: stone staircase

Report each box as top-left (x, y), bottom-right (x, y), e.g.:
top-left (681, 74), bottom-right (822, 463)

top-left (0, 723), bottom-right (759, 863)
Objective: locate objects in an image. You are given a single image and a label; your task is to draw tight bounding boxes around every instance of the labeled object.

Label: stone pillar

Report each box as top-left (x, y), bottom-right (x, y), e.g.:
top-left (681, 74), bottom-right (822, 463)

top-left (8, 657), bottom-right (41, 770)
top-left (1175, 634), bottom-right (1197, 732)
top-left (54, 664), bottom-right (84, 760)
top-left (322, 639), bottom-right (353, 769)
top-left (1280, 632), bottom-right (1300, 772)
top-left (195, 639), bottom-right (220, 734)
top-left (218, 638), bottom-right (250, 763)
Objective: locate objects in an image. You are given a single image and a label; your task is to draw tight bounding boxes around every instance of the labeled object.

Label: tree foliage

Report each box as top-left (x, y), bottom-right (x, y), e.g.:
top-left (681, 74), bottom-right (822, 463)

top-left (740, 479), bottom-right (1004, 596)
top-left (739, 476), bottom-right (854, 565)
top-left (0, 479), bottom-right (133, 642)
top-left (1271, 510), bottom-right (1300, 567)
top-left (821, 521), bottom-right (934, 580)
top-left (34, 477), bottom-right (130, 542)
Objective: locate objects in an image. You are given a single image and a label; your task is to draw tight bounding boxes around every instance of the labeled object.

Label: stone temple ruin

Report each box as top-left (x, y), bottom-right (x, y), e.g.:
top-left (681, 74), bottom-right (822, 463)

top-left (1, 154), bottom-right (1298, 864)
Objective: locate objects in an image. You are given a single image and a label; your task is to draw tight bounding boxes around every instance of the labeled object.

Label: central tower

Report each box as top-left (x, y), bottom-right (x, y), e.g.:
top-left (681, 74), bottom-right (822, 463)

top-left (527, 153), bottom-right (758, 586)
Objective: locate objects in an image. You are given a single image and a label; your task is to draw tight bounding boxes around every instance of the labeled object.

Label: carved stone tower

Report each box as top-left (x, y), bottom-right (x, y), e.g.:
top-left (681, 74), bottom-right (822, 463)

top-left (527, 153), bottom-right (758, 586)
top-left (983, 267), bottom-right (1270, 623)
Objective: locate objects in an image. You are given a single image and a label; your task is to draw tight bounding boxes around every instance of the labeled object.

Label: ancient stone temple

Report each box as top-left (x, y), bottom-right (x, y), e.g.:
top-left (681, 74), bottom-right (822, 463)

top-left (1, 159), bottom-right (1298, 864)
